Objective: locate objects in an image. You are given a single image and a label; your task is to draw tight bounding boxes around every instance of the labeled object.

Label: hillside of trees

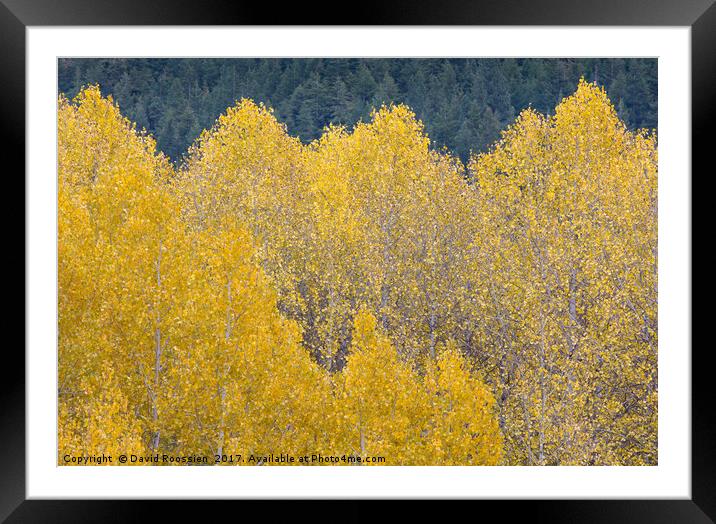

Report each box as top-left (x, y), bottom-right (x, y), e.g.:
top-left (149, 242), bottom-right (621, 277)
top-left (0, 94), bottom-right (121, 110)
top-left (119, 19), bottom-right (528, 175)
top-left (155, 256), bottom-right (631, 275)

top-left (58, 78), bottom-right (657, 466)
top-left (58, 58), bottom-right (657, 162)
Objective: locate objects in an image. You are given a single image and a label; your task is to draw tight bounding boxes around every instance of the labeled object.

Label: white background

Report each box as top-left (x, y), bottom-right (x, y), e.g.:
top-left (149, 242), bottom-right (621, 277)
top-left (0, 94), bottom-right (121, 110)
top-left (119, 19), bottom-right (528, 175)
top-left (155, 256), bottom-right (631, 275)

top-left (27, 27), bottom-right (691, 499)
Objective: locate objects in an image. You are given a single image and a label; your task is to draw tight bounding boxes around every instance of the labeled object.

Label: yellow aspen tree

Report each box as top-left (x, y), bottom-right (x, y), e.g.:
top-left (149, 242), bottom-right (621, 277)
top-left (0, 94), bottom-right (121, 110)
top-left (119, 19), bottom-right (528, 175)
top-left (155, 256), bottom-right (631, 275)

top-left (58, 364), bottom-right (145, 463)
top-left (58, 79), bottom-right (655, 468)
top-left (423, 341), bottom-right (503, 465)
top-left (307, 106), bottom-right (480, 364)
top-left (333, 307), bottom-right (432, 464)
top-left (59, 86), bottom-right (185, 456)
top-left (164, 220), bottom-right (336, 462)
top-left (334, 308), bottom-right (503, 465)
top-left (177, 100), bottom-right (325, 362)
top-left (181, 102), bottom-right (483, 374)
top-left (469, 79), bottom-right (657, 465)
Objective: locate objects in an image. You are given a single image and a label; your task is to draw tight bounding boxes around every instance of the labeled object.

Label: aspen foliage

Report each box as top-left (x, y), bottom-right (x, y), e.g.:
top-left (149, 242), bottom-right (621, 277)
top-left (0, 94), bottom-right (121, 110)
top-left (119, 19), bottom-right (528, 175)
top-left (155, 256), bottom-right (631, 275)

top-left (160, 222), bottom-right (333, 460)
top-left (58, 88), bottom-right (336, 463)
top-left (333, 308), bottom-right (502, 465)
top-left (333, 307), bottom-right (432, 463)
top-left (58, 78), bottom-right (657, 466)
top-left (469, 79), bottom-right (657, 465)
top-left (58, 364), bottom-right (145, 462)
top-left (180, 103), bottom-right (479, 370)
top-left (423, 342), bottom-right (503, 465)
top-left (58, 86), bottom-right (179, 456)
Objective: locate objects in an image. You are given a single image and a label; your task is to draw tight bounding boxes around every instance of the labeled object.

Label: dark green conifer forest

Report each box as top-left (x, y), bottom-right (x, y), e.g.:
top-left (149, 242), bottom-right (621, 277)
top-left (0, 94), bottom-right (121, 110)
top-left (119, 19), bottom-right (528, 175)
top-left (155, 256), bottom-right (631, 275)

top-left (58, 58), bottom-right (657, 163)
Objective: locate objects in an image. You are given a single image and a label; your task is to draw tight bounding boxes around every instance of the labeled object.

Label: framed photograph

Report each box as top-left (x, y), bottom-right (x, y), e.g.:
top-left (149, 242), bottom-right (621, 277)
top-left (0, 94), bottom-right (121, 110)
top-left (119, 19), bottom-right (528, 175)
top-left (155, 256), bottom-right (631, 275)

top-left (6, 0), bottom-right (711, 521)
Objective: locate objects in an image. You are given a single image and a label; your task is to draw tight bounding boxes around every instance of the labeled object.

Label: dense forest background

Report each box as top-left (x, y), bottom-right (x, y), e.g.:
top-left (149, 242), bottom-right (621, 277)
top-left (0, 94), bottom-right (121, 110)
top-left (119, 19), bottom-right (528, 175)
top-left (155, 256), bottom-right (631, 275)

top-left (57, 58), bottom-right (657, 162)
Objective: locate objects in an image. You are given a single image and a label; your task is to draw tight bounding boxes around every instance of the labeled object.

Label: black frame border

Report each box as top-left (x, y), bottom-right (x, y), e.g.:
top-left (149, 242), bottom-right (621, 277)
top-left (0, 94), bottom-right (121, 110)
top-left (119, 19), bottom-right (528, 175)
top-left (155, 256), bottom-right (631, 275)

top-left (4, 1), bottom-right (712, 522)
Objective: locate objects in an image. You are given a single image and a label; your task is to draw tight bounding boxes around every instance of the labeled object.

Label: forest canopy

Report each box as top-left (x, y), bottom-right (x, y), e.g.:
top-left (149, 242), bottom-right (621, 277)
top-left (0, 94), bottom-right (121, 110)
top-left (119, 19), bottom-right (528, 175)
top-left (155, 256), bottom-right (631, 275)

top-left (58, 72), bottom-right (657, 466)
top-left (58, 58), bottom-right (657, 162)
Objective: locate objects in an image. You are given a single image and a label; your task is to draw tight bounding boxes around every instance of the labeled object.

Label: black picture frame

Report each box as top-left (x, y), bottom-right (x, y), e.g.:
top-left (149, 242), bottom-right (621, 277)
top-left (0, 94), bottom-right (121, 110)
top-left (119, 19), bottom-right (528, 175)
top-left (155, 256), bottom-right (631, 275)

top-left (4, 1), bottom-right (710, 522)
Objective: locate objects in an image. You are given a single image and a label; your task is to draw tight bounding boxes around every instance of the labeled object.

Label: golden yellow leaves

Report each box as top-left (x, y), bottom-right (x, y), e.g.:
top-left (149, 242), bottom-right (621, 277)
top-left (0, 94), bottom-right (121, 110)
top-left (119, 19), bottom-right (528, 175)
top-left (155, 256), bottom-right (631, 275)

top-left (58, 364), bottom-right (145, 463)
top-left (468, 79), bottom-right (657, 465)
top-left (334, 309), bottom-right (502, 465)
top-left (59, 80), bottom-right (655, 467)
top-left (423, 342), bottom-right (503, 465)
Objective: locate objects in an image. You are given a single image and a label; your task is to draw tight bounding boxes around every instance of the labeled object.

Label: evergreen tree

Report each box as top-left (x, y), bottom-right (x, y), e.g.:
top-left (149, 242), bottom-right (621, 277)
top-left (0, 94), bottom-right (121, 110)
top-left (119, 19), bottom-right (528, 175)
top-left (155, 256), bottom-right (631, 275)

top-left (58, 58), bottom-right (657, 163)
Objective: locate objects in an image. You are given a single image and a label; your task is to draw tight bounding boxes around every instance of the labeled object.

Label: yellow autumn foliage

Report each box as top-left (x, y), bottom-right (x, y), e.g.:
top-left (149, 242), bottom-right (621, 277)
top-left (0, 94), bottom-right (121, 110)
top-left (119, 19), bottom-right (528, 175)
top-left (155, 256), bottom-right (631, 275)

top-left (58, 78), bottom-right (657, 466)
top-left (333, 308), bottom-right (502, 465)
top-left (469, 79), bottom-right (657, 465)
